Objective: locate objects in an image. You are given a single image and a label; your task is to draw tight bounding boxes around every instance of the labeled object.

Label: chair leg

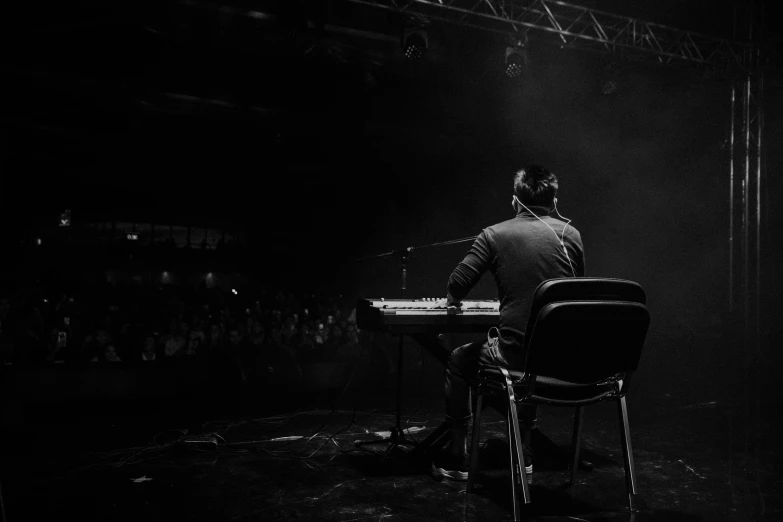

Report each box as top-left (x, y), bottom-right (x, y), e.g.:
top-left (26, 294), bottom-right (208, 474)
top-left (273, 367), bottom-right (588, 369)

top-left (506, 406), bottom-right (523, 522)
top-left (617, 396), bottom-right (639, 512)
top-left (508, 403), bottom-right (530, 500)
top-left (505, 389), bottom-right (530, 522)
top-left (570, 406), bottom-right (584, 489)
top-left (467, 393), bottom-right (483, 493)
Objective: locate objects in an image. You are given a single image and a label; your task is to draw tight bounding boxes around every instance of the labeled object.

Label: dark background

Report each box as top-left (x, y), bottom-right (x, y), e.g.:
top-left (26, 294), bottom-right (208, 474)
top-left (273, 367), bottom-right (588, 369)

top-left (2, 0), bottom-right (781, 408)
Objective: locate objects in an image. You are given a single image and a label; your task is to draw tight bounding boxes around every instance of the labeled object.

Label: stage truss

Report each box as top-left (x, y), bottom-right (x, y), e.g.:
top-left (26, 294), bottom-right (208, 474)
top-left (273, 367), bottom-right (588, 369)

top-left (346, 0), bottom-right (766, 350)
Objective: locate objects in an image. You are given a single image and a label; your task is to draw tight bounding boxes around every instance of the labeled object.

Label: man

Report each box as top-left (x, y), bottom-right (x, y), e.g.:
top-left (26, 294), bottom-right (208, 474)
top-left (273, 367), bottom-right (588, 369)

top-left (432, 164), bottom-right (585, 481)
top-left (141, 335), bottom-right (159, 362)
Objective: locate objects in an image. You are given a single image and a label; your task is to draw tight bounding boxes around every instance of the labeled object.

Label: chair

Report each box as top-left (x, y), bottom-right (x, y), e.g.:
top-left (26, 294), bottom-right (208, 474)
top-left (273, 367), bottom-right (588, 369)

top-left (466, 278), bottom-right (650, 520)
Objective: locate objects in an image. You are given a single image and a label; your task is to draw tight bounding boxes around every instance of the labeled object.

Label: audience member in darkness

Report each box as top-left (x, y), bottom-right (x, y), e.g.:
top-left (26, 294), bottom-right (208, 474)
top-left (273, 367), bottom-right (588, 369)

top-left (15, 308), bottom-right (44, 364)
top-left (268, 323), bottom-right (286, 352)
top-left (281, 322), bottom-right (297, 350)
top-left (44, 328), bottom-right (60, 363)
top-left (141, 335), bottom-right (158, 362)
top-left (178, 320), bottom-right (191, 350)
top-left (0, 297), bottom-right (9, 322)
top-left (249, 321), bottom-right (265, 347)
top-left (44, 328), bottom-right (73, 363)
top-left (314, 322), bottom-right (326, 349)
top-left (185, 318), bottom-right (205, 356)
top-left (295, 324), bottom-right (315, 364)
top-left (85, 328), bottom-right (111, 363)
top-left (162, 321), bottom-right (186, 357)
top-left (322, 325), bottom-right (342, 360)
top-left (91, 342), bottom-right (122, 363)
top-left (227, 324), bottom-right (251, 384)
top-left (254, 323), bottom-right (301, 396)
top-left (345, 323), bottom-right (359, 344)
top-left (335, 326), bottom-right (361, 362)
top-left (205, 323), bottom-right (223, 359)
top-left (117, 322), bottom-right (132, 360)
top-left (0, 317), bottom-right (12, 364)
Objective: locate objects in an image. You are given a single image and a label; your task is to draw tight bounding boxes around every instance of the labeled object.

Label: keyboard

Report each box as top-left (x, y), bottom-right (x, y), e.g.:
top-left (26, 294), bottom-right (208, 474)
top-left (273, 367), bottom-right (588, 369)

top-left (357, 298), bottom-right (499, 334)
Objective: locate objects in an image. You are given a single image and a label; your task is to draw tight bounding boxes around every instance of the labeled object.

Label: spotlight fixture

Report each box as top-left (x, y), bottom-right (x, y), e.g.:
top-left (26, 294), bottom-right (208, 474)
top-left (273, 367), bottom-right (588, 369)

top-left (504, 35), bottom-right (528, 79)
top-left (505, 47), bottom-right (527, 78)
top-left (402, 26), bottom-right (428, 60)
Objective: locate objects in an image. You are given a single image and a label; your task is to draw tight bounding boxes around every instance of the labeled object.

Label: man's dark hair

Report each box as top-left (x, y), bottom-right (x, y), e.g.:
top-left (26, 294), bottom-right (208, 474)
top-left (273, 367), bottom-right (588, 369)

top-left (513, 164), bottom-right (559, 207)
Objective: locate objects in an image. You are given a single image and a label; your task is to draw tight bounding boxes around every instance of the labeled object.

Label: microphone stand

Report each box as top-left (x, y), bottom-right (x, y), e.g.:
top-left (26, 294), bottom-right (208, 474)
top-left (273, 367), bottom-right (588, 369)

top-left (355, 235), bottom-right (477, 296)
top-left (353, 235), bottom-right (477, 460)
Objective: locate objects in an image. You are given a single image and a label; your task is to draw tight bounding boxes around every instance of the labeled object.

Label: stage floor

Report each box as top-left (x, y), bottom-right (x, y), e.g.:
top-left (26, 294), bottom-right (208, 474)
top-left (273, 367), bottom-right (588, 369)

top-left (2, 391), bottom-right (780, 522)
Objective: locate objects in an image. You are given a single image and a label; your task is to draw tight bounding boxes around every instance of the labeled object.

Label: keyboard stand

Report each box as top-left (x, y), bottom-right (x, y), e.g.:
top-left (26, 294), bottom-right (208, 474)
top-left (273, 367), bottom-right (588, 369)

top-left (354, 332), bottom-right (456, 462)
top-left (354, 334), bottom-right (418, 460)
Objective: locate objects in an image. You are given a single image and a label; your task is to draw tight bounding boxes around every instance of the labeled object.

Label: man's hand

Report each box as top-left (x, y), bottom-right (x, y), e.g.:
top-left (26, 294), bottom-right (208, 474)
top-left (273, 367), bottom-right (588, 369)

top-left (428, 298), bottom-right (462, 312)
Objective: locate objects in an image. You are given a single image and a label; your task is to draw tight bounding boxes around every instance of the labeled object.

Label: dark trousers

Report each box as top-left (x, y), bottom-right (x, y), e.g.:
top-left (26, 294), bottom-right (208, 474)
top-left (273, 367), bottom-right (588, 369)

top-left (444, 328), bottom-right (537, 443)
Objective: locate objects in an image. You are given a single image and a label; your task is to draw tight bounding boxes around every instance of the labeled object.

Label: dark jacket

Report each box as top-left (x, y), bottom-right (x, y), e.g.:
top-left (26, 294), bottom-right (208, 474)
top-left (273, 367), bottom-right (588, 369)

top-left (447, 205), bottom-right (585, 352)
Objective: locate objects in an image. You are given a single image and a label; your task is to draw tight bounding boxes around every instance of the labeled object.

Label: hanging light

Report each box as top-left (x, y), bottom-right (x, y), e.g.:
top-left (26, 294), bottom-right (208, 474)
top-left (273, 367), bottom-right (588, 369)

top-left (402, 26), bottom-right (428, 60)
top-left (505, 47), bottom-right (527, 78)
top-left (505, 35), bottom-right (529, 79)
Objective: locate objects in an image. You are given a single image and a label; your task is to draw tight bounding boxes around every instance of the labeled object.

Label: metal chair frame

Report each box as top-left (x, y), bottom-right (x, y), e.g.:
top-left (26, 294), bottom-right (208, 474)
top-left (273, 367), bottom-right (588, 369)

top-left (466, 278), bottom-right (650, 520)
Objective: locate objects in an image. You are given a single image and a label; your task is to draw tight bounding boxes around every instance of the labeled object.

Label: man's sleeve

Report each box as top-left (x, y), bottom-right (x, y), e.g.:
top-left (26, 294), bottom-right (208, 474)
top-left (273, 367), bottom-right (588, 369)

top-left (568, 229), bottom-right (586, 277)
top-left (446, 230), bottom-right (493, 303)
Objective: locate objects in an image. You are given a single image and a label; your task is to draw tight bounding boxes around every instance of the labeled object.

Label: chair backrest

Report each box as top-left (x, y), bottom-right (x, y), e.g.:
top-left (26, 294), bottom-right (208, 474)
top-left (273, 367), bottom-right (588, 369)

top-left (522, 278), bottom-right (650, 384)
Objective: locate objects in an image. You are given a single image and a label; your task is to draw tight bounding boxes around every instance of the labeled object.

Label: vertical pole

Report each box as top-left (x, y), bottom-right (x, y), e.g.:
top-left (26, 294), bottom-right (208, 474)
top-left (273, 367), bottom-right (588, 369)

top-left (728, 83), bottom-right (736, 313)
top-left (754, 70), bottom-right (763, 385)
top-left (743, 75), bottom-right (751, 343)
top-left (396, 333), bottom-right (403, 437)
top-left (753, 58), bottom-right (764, 471)
top-left (743, 74), bottom-right (751, 452)
top-left (401, 255), bottom-right (407, 298)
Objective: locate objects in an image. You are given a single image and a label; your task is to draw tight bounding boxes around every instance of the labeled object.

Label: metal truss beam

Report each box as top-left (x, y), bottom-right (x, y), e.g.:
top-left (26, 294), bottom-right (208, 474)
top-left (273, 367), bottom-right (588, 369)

top-left (345, 0), bottom-right (756, 74)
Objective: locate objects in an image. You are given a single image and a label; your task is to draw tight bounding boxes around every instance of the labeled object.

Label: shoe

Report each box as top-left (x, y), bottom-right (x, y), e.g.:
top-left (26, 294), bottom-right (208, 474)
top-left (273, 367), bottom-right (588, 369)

top-left (433, 450), bottom-right (470, 481)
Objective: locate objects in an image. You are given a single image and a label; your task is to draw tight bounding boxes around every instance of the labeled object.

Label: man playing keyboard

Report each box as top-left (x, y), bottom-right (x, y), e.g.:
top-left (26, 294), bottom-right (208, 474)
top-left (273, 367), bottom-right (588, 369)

top-left (430, 164), bottom-right (585, 481)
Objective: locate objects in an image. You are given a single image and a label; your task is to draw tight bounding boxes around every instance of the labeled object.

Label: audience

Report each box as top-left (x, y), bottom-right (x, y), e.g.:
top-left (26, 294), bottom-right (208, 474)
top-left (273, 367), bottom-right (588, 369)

top-left (0, 280), bottom-right (362, 399)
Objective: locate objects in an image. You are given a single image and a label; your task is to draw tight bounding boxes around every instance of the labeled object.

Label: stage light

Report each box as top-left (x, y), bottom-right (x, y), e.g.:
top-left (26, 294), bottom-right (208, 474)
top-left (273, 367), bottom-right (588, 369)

top-left (505, 45), bottom-right (528, 78)
top-left (402, 27), bottom-right (427, 60)
top-left (232, 288), bottom-right (238, 295)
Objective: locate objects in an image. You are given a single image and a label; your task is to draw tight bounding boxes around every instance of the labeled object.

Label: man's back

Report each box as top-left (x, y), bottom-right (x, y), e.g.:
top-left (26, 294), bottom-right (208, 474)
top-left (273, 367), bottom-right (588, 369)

top-left (447, 204), bottom-right (584, 351)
